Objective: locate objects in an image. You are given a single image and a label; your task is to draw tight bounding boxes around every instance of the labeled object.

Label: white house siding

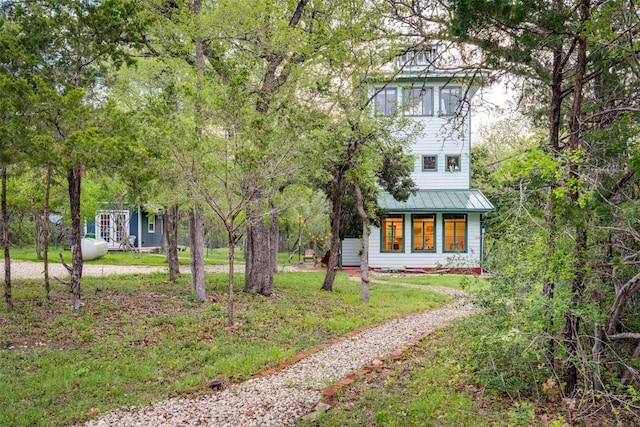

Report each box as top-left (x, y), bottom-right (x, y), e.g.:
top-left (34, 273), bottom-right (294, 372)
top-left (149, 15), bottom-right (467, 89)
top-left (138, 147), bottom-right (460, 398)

top-left (369, 213), bottom-right (483, 270)
top-left (409, 115), bottom-right (472, 190)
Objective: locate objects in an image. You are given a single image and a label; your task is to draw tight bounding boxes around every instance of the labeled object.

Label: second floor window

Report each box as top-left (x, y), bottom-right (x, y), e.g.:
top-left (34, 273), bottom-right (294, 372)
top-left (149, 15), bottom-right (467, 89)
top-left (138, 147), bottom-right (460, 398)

top-left (440, 87), bottom-right (461, 115)
top-left (446, 155), bottom-right (461, 172)
top-left (374, 87), bottom-right (397, 116)
top-left (403, 88), bottom-right (433, 116)
top-left (422, 155), bottom-right (437, 171)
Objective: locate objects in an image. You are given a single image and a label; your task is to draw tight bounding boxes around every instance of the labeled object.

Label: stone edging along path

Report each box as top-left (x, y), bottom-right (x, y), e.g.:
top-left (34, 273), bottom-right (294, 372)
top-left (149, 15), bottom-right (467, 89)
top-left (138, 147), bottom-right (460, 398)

top-left (82, 286), bottom-right (477, 427)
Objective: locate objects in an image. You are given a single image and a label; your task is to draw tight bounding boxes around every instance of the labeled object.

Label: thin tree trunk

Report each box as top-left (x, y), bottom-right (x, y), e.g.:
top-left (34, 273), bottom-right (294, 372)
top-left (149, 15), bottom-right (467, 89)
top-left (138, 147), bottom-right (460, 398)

top-left (353, 179), bottom-right (370, 302)
top-left (188, 207), bottom-right (207, 301)
top-left (43, 164), bottom-right (52, 303)
top-left (592, 323), bottom-right (604, 391)
top-left (269, 202), bottom-right (279, 274)
top-left (227, 221), bottom-right (235, 326)
top-left (68, 165), bottom-right (83, 313)
top-left (2, 163), bottom-right (12, 311)
top-left (164, 204), bottom-right (180, 282)
top-left (34, 213), bottom-right (43, 260)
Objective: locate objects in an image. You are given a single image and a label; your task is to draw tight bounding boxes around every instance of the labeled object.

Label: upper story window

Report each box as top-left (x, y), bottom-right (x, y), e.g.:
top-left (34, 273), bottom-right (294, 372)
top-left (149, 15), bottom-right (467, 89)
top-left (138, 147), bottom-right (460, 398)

top-left (446, 155), bottom-right (461, 172)
top-left (422, 155), bottom-right (437, 172)
top-left (440, 86), bottom-right (462, 115)
top-left (403, 87), bottom-right (433, 116)
top-left (398, 46), bottom-right (438, 67)
top-left (374, 87), bottom-right (397, 116)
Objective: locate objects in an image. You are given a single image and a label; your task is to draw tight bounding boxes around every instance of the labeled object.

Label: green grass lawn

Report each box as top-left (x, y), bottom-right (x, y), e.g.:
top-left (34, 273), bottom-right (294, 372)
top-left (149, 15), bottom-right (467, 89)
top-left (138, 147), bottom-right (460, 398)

top-left (0, 270), bottom-right (451, 427)
top-left (372, 273), bottom-right (489, 291)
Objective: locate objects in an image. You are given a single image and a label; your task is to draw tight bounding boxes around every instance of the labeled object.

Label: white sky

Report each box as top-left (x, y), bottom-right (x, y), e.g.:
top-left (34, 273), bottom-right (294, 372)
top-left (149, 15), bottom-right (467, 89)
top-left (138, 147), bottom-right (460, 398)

top-left (472, 80), bottom-right (515, 137)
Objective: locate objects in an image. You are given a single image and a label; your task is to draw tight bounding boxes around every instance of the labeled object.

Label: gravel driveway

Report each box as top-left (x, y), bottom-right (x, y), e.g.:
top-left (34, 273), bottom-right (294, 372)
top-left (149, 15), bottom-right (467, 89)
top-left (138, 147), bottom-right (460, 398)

top-left (0, 260), bottom-right (248, 280)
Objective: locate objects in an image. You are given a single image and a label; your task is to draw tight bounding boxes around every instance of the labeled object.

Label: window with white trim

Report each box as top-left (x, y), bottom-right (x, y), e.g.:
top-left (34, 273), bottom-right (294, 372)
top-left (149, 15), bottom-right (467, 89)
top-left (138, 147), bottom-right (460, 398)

top-left (148, 215), bottom-right (155, 233)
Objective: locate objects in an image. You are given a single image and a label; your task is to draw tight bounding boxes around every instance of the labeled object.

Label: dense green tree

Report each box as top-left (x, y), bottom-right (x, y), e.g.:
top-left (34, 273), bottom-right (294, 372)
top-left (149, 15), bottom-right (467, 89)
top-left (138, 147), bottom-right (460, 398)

top-left (1, 0), bottom-right (146, 312)
top-left (443, 0), bottom-right (640, 411)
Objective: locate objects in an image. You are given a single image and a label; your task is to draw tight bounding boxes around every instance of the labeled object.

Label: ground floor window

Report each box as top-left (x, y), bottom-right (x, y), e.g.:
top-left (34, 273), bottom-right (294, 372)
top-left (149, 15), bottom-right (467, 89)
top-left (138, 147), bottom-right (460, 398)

top-left (381, 215), bottom-right (404, 252)
top-left (412, 214), bottom-right (435, 252)
top-left (443, 214), bottom-right (467, 252)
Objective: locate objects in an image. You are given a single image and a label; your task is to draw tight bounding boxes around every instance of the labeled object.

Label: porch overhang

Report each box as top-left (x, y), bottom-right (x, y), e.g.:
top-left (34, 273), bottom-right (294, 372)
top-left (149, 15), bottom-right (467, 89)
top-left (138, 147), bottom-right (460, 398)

top-left (378, 189), bottom-right (494, 213)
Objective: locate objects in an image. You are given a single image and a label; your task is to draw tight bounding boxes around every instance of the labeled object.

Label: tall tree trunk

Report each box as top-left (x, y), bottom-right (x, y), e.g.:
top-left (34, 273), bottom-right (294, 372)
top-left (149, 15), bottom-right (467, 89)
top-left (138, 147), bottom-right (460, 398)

top-left (188, 207), bottom-right (207, 301)
top-left (321, 192), bottom-right (343, 292)
top-left (68, 165), bottom-right (83, 313)
top-left (542, 0), bottom-right (565, 369)
top-left (164, 204), bottom-right (180, 282)
top-left (353, 178), bottom-right (370, 302)
top-left (43, 164), bottom-right (52, 302)
top-left (187, 0), bottom-right (206, 302)
top-left (244, 190), bottom-right (273, 296)
top-left (2, 163), bottom-right (12, 311)
top-left (562, 0), bottom-right (589, 396)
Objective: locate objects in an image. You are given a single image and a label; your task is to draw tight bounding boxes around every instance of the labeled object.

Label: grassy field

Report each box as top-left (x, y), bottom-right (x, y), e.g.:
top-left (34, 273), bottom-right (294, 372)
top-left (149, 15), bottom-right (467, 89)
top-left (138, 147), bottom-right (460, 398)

top-left (0, 268), bottom-right (452, 427)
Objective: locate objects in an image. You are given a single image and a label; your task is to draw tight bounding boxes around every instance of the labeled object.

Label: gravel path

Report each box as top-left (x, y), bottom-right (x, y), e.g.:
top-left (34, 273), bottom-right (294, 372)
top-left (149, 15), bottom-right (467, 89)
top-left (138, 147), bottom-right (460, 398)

top-left (0, 260), bottom-right (251, 280)
top-left (83, 301), bottom-right (476, 427)
top-left (3, 260), bottom-right (477, 426)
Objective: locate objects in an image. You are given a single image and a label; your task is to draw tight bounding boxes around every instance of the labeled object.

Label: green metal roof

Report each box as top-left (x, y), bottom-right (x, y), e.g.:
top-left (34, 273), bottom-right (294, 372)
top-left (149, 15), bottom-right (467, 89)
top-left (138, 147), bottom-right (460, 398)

top-left (379, 189), bottom-right (494, 213)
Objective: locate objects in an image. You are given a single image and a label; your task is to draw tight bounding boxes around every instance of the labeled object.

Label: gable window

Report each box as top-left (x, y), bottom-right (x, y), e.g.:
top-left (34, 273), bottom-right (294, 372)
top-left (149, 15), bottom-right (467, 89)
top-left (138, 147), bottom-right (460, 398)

top-left (422, 155), bottom-right (437, 172)
top-left (403, 87), bottom-right (433, 116)
top-left (412, 214), bottom-right (435, 252)
top-left (446, 155), bottom-right (461, 172)
top-left (443, 214), bottom-right (466, 252)
top-left (440, 87), bottom-right (461, 115)
top-left (398, 46), bottom-right (437, 67)
top-left (381, 215), bottom-right (404, 252)
top-left (374, 87), bottom-right (397, 116)
top-left (148, 215), bottom-right (155, 233)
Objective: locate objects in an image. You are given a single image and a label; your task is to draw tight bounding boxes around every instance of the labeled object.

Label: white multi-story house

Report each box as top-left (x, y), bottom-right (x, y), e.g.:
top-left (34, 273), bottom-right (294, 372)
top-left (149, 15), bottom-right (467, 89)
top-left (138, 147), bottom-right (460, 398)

top-left (364, 47), bottom-right (494, 273)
